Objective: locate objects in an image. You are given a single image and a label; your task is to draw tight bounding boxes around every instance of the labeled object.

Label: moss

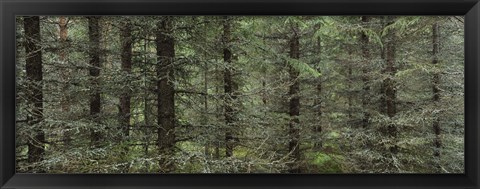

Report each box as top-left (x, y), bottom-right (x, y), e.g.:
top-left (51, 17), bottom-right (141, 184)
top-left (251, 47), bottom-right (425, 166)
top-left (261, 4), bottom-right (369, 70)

top-left (306, 152), bottom-right (345, 173)
top-left (233, 146), bottom-right (251, 158)
top-left (327, 131), bottom-right (340, 138)
top-left (312, 153), bottom-right (332, 165)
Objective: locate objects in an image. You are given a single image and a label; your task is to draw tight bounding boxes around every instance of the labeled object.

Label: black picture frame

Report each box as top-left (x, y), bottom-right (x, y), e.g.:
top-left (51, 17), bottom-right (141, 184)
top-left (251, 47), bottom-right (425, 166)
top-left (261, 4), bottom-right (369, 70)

top-left (1, 0), bottom-right (479, 188)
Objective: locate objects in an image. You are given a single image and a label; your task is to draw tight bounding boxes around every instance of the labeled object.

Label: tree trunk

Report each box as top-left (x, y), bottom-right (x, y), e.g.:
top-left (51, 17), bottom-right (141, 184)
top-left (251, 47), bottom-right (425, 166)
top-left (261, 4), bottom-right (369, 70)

top-left (120, 20), bottom-right (132, 139)
top-left (431, 22), bottom-right (442, 170)
top-left (119, 19), bottom-right (133, 173)
top-left (156, 16), bottom-right (176, 173)
top-left (24, 16), bottom-right (45, 170)
top-left (59, 17), bottom-right (68, 61)
top-left (288, 30), bottom-right (301, 173)
top-left (143, 34), bottom-right (150, 161)
top-left (203, 60), bottom-right (210, 158)
top-left (347, 52), bottom-right (353, 121)
top-left (58, 16), bottom-right (72, 147)
top-left (214, 61), bottom-right (221, 160)
top-left (88, 16), bottom-right (102, 147)
top-left (383, 16), bottom-right (398, 154)
top-left (141, 33), bottom-right (151, 172)
top-left (313, 36), bottom-right (322, 148)
top-left (360, 16), bottom-right (371, 128)
top-left (223, 16), bottom-right (237, 158)
top-left (202, 22), bottom-right (211, 159)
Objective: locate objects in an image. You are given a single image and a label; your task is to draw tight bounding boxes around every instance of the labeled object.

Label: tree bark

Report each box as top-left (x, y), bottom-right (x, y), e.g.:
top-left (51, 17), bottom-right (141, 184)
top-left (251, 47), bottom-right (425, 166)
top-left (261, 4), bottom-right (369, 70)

top-left (203, 60), bottom-right (210, 157)
top-left (288, 29), bottom-right (301, 173)
top-left (120, 20), bottom-right (132, 139)
top-left (156, 16), bottom-right (176, 173)
top-left (88, 16), bottom-right (102, 147)
top-left (360, 16), bottom-right (371, 128)
top-left (383, 16), bottom-right (398, 154)
top-left (58, 16), bottom-right (72, 147)
top-left (431, 22), bottom-right (442, 170)
top-left (202, 21), bottom-right (211, 158)
top-left (223, 16), bottom-right (237, 158)
top-left (214, 61), bottom-right (221, 160)
top-left (58, 17), bottom-right (68, 61)
top-left (347, 50), bottom-right (353, 121)
top-left (142, 34), bottom-right (150, 161)
top-left (119, 19), bottom-right (133, 173)
top-left (24, 16), bottom-right (45, 170)
top-left (313, 36), bottom-right (322, 148)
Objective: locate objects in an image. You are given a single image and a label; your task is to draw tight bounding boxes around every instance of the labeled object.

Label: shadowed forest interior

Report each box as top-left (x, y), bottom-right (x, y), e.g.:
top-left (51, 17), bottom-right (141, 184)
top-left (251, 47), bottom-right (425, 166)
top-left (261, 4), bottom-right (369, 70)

top-left (16, 16), bottom-right (464, 173)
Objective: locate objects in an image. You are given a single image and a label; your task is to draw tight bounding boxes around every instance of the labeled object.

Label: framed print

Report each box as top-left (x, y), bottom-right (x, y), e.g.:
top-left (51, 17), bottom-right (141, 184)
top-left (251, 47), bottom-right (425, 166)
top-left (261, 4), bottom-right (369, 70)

top-left (1, 0), bottom-right (479, 188)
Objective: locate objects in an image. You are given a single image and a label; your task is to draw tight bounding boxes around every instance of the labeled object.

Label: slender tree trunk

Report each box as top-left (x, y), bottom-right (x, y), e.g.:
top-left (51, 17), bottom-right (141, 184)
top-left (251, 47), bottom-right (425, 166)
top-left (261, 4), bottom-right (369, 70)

top-left (223, 16), bottom-right (236, 158)
top-left (214, 61), bottom-right (221, 160)
top-left (379, 49), bottom-right (386, 114)
top-left (141, 34), bottom-right (151, 172)
top-left (156, 16), bottom-right (176, 173)
top-left (262, 80), bottom-right (267, 108)
top-left (143, 34), bottom-right (150, 160)
top-left (383, 16), bottom-right (398, 154)
top-left (431, 22), bottom-right (442, 171)
top-left (202, 22), bottom-right (211, 159)
top-left (58, 17), bottom-right (68, 62)
top-left (360, 16), bottom-right (371, 128)
top-left (347, 53), bottom-right (353, 121)
top-left (313, 36), bottom-right (322, 148)
top-left (120, 21), bottom-right (132, 139)
top-left (58, 16), bottom-right (72, 147)
top-left (24, 16), bottom-right (45, 171)
top-left (88, 16), bottom-right (102, 147)
top-left (261, 38), bottom-right (268, 117)
top-left (203, 61), bottom-right (210, 158)
top-left (379, 18), bottom-right (387, 114)
top-left (288, 30), bottom-right (301, 173)
top-left (119, 19), bottom-right (133, 173)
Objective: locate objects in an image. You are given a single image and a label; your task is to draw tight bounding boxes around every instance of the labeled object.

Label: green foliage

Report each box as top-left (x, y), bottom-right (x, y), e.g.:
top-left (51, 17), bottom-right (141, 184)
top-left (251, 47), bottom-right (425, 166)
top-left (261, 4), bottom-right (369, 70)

top-left (15, 16), bottom-right (464, 174)
top-left (286, 58), bottom-right (321, 78)
top-left (308, 152), bottom-right (344, 173)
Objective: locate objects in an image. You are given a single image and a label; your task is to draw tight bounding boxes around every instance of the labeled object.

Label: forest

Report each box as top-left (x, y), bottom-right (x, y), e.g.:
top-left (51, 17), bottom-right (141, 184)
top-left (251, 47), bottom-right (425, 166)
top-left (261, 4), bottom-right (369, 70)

top-left (16, 16), bottom-right (464, 173)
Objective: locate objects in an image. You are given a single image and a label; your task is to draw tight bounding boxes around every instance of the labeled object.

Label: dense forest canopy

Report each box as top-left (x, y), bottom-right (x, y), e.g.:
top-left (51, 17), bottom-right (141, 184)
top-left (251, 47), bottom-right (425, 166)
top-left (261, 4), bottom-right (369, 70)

top-left (16, 16), bottom-right (464, 173)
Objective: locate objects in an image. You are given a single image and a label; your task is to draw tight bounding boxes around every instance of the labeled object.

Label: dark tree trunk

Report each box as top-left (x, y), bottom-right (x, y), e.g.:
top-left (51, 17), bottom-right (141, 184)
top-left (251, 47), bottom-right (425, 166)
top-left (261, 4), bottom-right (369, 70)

top-left (383, 16), bottom-right (398, 154)
top-left (203, 60), bottom-right (210, 157)
top-left (313, 36), bottom-right (322, 148)
top-left (156, 16), bottom-right (176, 173)
top-left (431, 22), bottom-right (442, 169)
top-left (262, 80), bottom-right (268, 108)
top-left (379, 49), bottom-right (386, 114)
top-left (138, 34), bottom-right (152, 172)
top-left (347, 54), bottom-right (353, 121)
top-left (59, 17), bottom-right (68, 61)
top-left (214, 62), bottom-right (221, 160)
top-left (58, 16), bottom-right (72, 147)
top-left (142, 34), bottom-right (150, 160)
top-left (120, 20), bottom-right (132, 139)
top-left (261, 38), bottom-right (268, 115)
top-left (24, 16), bottom-right (46, 170)
top-left (360, 16), bottom-right (371, 128)
top-left (202, 22), bottom-right (211, 158)
top-left (223, 16), bottom-right (237, 158)
top-left (119, 19), bottom-right (133, 173)
top-left (88, 16), bottom-right (102, 147)
top-left (379, 18), bottom-right (387, 115)
top-left (288, 31), bottom-right (301, 173)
